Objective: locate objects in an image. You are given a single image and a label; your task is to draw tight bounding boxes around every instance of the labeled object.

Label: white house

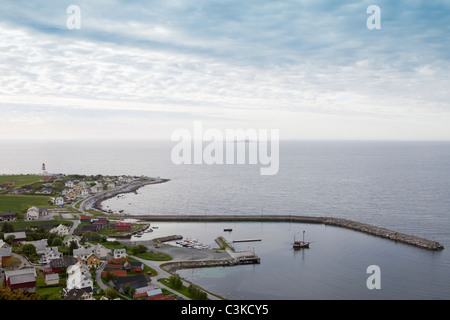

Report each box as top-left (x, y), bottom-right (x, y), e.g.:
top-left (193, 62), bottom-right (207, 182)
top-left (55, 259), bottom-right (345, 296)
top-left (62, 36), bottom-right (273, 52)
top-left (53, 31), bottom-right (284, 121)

top-left (63, 234), bottom-right (81, 247)
top-left (40, 247), bottom-right (63, 264)
top-left (26, 206), bottom-right (40, 220)
top-left (50, 224), bottom-right (71, 237)
top-left (65, 180), bottom-right (75, 188)
top-left (107, 182), bottom-right (116, 189)
top-left (92, 244), bottom-right (109, 260)
top-left (55, 197), bottom-right (64, 206)
top-left (66, 261), bottom-right (93, 290)
top-left (112, 248), bottom-right (127, 259)
top-left (81, 189), bottom-right (89, 197)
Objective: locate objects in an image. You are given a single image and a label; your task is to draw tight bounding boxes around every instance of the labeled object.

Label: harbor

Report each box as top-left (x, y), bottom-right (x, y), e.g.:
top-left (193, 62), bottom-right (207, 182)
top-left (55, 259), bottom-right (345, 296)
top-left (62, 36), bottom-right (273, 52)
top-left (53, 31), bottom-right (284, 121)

top-left (121, 214), bottom-right (444, 251)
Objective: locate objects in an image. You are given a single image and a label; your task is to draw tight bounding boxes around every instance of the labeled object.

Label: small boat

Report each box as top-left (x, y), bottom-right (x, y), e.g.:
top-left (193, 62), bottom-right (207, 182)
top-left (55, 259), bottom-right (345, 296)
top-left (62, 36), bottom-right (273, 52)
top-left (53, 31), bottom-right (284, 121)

top-left (293, 230), bottom-right (310, 249)
top-left (224, 228), bottom-right (233, 232)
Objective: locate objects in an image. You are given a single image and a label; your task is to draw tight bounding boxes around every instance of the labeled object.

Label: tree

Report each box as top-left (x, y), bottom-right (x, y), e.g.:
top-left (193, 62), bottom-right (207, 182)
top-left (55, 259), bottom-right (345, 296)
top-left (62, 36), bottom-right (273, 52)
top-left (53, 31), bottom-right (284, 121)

top-left (68, 240), bottom-right (79, 255)
top-left (105, 288), bottom-right (119, 300)
top-left (21, 243), bottom-right (37, 257)
top-left (51, 237), bottom-right (63, 246)
top-left (169, 275), bottom-right (183, 289)
top-left (1, 222), bottom-right (14, 233)
top-left (5, 235), bottom-right (15, 245)
top-left (0, 287), bottom-right (40, 300)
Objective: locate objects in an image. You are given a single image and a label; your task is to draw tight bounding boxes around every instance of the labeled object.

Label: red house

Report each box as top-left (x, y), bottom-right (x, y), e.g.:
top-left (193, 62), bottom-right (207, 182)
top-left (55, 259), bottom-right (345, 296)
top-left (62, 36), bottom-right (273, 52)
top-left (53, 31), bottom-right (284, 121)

top-left (1, 211), bottom-right (16, 221)
top-left (115, 222), bottom-right (131, 231)
top-left (4, 268), bottom-right (36, 292)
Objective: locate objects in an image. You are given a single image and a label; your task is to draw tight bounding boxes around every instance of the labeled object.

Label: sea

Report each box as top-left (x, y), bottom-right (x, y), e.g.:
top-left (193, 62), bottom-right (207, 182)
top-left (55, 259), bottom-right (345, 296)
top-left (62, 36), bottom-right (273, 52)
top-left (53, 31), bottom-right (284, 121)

top-left (1, 139), bottom-right (449, 300)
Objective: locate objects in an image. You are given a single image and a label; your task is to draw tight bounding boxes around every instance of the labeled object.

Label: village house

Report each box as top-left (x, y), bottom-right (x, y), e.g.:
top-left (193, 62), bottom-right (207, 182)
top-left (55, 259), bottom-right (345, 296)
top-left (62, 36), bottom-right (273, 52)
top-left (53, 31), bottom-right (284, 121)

top-left (109, 274), bottom-right (151, 293)
top-left (114, 222), bottom-right (131, 231)
top-left (3, 231), bottom-right (27, 244)
top-left (124, 260), bottom-right (144, 273)
top-left (65, 180), bottom-right (75, 188)
top-left (84, 253), bottom-right (101, 268)
top-left (45, 273), bottom-right (60, 286)
top-left (39, 207), bottom-right (48, 217)
top-left (1, 211), bottom-right (16, 221)
top-left (64, 287), bottom-right (94, 300)
top-left (92, 243), bottom-right (109, 260)
top-left (0, 247), bottom-right (12, 267)
top-left (107, 182), bottom-right (116, 189)
top-left (54, 197), bottom-right (64, 206)
top-left (73, 247), bottom-right (93, 261)
top-left (66, 261), bottom-right (93, 291)
top-left (40, 247), bottom-right (63, 265)
top-left (36, 187), bottom-right (52, 194)
top-left (24, 239), bottom-right (48, 255)
top-left (4, 268), bottom-right (37, 292)
top-left (49, 257), bottom-right (78, 274)
top-left (111, 248), bottom-right (127, 260)
top-left (25, 206), bottom-right (40, 220)
top-left (63, 234), bottom-right (81, 247)
top-left (50, 224), bottom-right (71, 237)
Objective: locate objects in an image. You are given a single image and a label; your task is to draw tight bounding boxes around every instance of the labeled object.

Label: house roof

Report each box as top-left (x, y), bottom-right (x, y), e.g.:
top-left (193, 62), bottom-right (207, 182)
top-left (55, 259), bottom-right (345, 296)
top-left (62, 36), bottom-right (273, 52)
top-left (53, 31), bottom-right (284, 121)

top-left (4, 268), bottom-right (36, 281)
top-left (64, 287), bottom-right (93, 300)
top-left (9, 273), bottom-right (36, 285)
top-left (3, 231), bottom-right (26, 239)
top-left (50, 257), bottom-right (78, 268)
top-left (45, 273), bottom-right (60, 281)
top-left (111, 274), bottom-right (151, 289)
top-left (1, 211), bottom-right (15, 216)
top-left (0, 247), bottom-right (12, 257)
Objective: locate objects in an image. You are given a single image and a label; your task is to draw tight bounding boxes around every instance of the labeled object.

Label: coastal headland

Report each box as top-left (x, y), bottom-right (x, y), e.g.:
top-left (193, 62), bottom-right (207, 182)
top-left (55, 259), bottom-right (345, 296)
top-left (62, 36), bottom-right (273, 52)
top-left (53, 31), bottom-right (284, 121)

top-left (90, 178), bottom-right (444, 251)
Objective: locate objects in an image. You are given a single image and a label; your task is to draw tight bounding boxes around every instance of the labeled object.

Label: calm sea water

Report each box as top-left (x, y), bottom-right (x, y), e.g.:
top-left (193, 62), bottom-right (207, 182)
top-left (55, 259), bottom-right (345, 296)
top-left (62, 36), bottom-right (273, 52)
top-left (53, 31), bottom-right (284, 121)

top-left (1, 140), bottom-right (449, 299)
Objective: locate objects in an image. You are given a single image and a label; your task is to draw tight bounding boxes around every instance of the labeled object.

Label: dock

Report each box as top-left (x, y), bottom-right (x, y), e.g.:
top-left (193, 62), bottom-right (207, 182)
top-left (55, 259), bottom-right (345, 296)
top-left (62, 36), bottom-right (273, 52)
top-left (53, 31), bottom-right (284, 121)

top-left (233, 239), bottom-right (262, 243)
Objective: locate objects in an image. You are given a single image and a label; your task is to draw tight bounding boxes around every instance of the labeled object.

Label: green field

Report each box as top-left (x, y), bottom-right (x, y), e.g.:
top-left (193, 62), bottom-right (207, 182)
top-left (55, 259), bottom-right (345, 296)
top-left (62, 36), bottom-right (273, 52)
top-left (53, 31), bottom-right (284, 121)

top-left (0, 174), bottom-right (43, 187)
top-left (0, 194), bottom-right (51, 214)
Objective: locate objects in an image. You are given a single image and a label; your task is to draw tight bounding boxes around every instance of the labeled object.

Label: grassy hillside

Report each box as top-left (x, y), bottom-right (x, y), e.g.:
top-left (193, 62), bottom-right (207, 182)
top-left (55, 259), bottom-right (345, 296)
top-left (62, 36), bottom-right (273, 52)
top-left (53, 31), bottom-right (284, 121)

top-left (0, 174), bottom-right (42, 187)
top-left (0, 194), bottom-right (51, 214)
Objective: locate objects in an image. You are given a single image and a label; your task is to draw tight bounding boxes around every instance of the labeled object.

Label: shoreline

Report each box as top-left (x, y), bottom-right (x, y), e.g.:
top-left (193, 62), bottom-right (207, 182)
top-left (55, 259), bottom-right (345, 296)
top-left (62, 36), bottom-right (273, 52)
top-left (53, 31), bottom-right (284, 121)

top-left (88, 179), bottom-right (444, 251)
top-left (82, 178), bottom-right (170, 213)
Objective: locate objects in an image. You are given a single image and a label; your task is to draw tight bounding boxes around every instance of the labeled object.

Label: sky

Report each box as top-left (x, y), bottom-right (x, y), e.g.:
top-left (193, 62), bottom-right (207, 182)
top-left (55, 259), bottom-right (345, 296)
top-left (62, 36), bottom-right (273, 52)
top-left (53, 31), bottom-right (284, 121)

top-left (0, 0), bottom-right (450, 140)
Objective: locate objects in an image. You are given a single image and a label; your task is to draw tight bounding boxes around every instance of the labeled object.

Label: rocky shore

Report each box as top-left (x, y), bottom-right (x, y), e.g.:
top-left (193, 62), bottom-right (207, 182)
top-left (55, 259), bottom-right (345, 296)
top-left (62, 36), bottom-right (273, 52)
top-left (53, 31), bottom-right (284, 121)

top-left (83, 178), bottom-right (170, 213)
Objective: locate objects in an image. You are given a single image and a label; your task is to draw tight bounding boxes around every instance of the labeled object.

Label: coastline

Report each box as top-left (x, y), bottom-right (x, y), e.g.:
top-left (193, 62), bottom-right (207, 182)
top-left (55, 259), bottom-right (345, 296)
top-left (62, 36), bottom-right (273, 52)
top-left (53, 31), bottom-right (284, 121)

top-left (82, 177), bottom-right (170, 214)
top-left (87, 179), bottom-right (444, 251)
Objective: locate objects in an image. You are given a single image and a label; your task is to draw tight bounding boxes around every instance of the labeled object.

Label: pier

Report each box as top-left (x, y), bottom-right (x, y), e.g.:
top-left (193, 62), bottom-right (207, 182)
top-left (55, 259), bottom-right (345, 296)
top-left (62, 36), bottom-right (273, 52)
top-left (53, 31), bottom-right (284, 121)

top-left (122, 214), bottom-right (444, 251)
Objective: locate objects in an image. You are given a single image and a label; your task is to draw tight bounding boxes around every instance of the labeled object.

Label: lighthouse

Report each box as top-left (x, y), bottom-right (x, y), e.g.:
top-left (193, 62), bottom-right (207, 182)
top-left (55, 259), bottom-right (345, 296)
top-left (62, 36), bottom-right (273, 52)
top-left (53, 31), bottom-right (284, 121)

top-left (42, 163), bottom-right (48, 176)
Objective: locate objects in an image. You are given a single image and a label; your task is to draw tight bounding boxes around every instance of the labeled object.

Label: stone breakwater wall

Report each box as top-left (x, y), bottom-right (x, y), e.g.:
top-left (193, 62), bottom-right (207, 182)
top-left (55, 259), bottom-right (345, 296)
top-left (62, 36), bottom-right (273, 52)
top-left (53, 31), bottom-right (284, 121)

top-left (124, 214), bottom-right (444, 251)
top-left (321, 217), bottom-right (444, 251)
top-left (162, 260), bottom-right (238, 273)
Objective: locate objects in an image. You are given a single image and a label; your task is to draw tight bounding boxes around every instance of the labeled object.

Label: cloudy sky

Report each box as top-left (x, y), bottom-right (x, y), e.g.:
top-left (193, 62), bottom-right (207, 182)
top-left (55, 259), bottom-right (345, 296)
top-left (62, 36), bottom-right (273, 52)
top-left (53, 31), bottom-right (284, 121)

top-left (1, 0), bottom-right (449, 140)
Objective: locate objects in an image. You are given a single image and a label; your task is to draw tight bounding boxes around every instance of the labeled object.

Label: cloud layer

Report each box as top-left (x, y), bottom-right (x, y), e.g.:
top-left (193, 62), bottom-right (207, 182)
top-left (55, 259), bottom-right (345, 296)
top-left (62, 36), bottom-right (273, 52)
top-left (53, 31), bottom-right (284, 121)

top-left (1, 0), bottom-right (450, 140)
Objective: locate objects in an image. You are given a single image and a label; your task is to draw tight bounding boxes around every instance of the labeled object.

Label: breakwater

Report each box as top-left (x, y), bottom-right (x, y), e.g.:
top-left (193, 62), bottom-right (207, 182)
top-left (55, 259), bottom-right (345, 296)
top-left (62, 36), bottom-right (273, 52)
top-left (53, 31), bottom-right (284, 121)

top-left (123, 214), bottom-right (444, 251)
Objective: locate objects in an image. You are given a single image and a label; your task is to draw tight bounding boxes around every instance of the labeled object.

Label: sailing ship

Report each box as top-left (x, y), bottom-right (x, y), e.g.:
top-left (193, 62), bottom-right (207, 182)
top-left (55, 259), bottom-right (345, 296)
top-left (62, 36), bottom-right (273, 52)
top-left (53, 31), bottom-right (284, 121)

top-left (293, 230), bottom-right (310, 249)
